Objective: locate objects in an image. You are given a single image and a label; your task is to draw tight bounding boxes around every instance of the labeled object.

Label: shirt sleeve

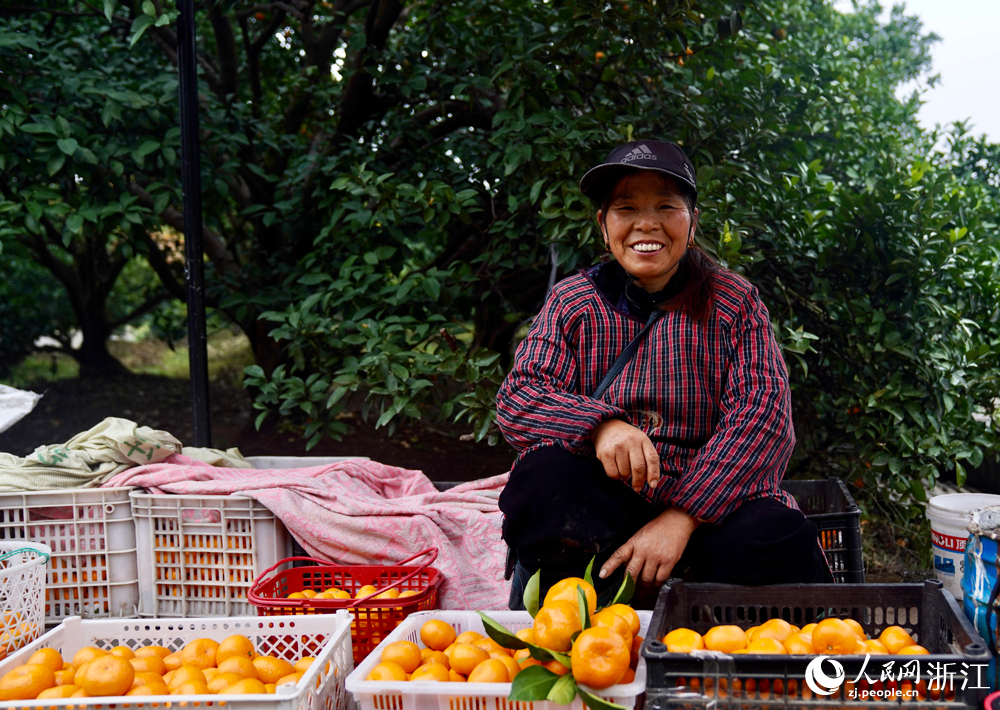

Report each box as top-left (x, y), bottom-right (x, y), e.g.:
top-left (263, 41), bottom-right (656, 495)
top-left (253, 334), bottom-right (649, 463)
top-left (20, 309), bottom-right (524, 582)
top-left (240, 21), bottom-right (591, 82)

top-left (496, 289), bottom-right (631, 455)
top-left (666, 288), bottom-right (795, 523)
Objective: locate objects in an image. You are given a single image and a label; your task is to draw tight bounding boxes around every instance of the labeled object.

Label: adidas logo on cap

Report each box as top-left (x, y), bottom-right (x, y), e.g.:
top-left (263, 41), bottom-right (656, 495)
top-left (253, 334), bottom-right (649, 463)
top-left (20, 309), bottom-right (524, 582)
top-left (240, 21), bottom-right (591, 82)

top-left (619, 144), bottom-right (657, 163)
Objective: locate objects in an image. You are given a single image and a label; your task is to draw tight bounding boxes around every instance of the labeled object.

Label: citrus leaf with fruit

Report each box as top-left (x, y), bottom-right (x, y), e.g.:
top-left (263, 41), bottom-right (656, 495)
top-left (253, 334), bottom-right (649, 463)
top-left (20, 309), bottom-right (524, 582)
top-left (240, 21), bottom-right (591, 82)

top-left (477, 612), bottom-right (527, 650)
top-left (578, 687), bottom-right (628, 710)
top-left (509, 665), bottom-right (560, 701)
top-left (524, 570), bottom-right (541, 618)
top-left (527, 643), bottom-right (572, 668)
top-left (583, 557), bottom-right (595, 588)
top-left (547, 674), bottom-right (578, 704)
top-left (609, 572), bottom-right (634, 606)
top-left (578, 586), bottom-right (591, 631)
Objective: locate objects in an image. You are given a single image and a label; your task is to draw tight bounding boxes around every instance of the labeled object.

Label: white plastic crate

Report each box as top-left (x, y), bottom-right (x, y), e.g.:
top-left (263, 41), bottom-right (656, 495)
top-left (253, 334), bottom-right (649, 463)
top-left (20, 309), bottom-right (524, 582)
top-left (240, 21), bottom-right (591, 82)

top-left (346, 609), bottom-right (653, 710)
top-left (0, 488), bottom-right (138, 623)
top-left (0, 542), bottom-right (50, 654)
top-left (130, 491), bottom-right (292, 617)
top-left (0, 611), bottom-right (354, 710)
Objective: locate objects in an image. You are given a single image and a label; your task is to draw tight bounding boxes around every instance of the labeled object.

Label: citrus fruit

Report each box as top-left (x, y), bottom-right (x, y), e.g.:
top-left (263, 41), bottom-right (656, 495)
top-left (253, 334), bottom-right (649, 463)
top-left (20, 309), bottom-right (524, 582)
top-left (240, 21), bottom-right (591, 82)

top-left (220, 677), bottom-right (268, 694)
top-left (474, 637), bottom-right (509, 656)
top-left (208, 672), bottom-right (244, 693)
top-left (879, 626), bottom-right (915, 654)
top-left (164, 651), bottom-right (184, 671)
top-left (265, 683), bottom-right (276, 693)
top-left (127, 681), bottom-right (170, 696)
top-left (898, 644), bottom-right (929, 655)
top-left (491, 652), bottom-right (521, 681)
top-left (301, 589), bottom-right (318, 598)
top-left (109, 645), bottom-right (135, 660)
top-left (865, 639), bottom-right (890, 654)
top-left (38, 685), bottom-right (81, 699)
top-left (411, 663), bottom-right (451, 682)
top-left (27, 648), bottom-right (64, 673)
top-left (53, 669), bottom-right (75, 686)
top-left (253, 656), bottom-right (295, 684)
top-left (467, 658), bottom-right (509, 683)
top-left (72, 647), bottom-right (108, 668)
top-left (375, 588), bottom-right (400, 599)
top-left (800, 623), bottom-right (817, 635)
top-left (355, 585), bottom-right (378, 599)
top-left (812, 619), bottom-right (860, 655)
top-left (449, 669), bottom-right (466, 682)
top-left (663, 628), bottom-right (704, 653)
top-left (543, 577), bottom-right (597, 615)
top-left (571, 627), bottom-right (630, 690)
top-left (130, 655), bottom-right (167, 675)
top-left (703, 626), bottom-right (748, 653)
top-left (0, 664), bottom-right (56, 700)
top-left (381, 640), bottom-right (422, 673)
top-left (515, 628), bottom-right (536, 644)
top-left (167, 664), bottom-right (206, 690)
top-left (422, 649), bottom-right (450, 667)
top-left (783, 633), bottom-right (813, 654)
top-left (630, 636), bottom-right (643, 669)
top-left (182, 638), bottom-right (219, 669)
top-left (592, 608), bottom-right (633, 648)
top-left (421, 619), bottom-right (458, 651)
top-left (77, 654), bottom-right (135, 697)
top-left (747, 638), bottom-right (786, 654)
top-left (449, 644), bottom-right (491, 675)
top-left (216, 634), bottom-right (255, 664)
top-left (132, 671), bottom-right (166, 689)
top-left (844, 619), bottom-right (866, 640)
top-left (135, 645), bottom-right (171, 660)
top-left (294, 657), bottom-right (316, 673)
top-left (454, 631), bottom-right (484, 645)
top-left (756, 619), bottom-right (793, 643)
top-left (620, 667), bottom-right (636, 684)
top-left (543, 659), bottom-right (570, 675)
top-left (533, 600), bottom-right (582, 652)
top-left (172, 680), bottom-right (211, 695)
top-left (607, 604), bottom-right (642, 638)
top-left (277, 672), bottom-right (303, 685)
top-left (218, 656), bottom-right (259, 680)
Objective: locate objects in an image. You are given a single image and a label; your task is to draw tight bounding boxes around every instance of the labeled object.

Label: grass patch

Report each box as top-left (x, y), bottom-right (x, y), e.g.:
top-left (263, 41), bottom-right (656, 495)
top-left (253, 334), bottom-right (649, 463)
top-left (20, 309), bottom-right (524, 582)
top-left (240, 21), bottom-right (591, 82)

top-left (1, 353), bottom-right (79, 389)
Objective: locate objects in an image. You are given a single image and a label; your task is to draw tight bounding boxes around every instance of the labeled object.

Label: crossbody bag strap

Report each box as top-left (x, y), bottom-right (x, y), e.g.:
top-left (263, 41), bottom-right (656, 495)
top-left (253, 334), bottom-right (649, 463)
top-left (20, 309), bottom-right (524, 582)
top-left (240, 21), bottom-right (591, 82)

top-left (591, 308), bottom-right (666, 400)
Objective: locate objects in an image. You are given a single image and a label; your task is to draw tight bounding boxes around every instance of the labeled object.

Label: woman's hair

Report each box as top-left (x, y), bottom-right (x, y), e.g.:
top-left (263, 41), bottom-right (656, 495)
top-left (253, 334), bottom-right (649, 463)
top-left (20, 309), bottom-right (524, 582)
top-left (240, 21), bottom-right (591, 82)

top-left (597, 172), bottom-right (719, 323)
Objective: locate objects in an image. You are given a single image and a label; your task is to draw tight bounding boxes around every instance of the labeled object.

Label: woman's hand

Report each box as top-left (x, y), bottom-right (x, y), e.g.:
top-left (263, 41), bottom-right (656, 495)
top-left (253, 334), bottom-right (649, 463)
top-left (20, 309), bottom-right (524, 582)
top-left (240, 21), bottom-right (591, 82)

top-left (591, 418), bottom-right (660, 492)
top-left (599, 507), bottom-right (699, 592)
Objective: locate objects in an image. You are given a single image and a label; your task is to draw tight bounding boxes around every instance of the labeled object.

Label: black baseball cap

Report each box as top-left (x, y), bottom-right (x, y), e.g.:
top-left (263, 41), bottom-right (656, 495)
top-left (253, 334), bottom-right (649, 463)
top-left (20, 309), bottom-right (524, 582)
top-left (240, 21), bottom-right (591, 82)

top-left (579, 139), bottom-right (697, 204)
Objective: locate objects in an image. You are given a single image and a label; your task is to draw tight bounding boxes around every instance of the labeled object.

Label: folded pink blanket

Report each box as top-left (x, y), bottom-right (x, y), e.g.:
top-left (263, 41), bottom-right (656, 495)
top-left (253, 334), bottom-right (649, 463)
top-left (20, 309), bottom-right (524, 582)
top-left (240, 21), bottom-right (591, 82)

top-left (105, 455), bottom-right (510, 610)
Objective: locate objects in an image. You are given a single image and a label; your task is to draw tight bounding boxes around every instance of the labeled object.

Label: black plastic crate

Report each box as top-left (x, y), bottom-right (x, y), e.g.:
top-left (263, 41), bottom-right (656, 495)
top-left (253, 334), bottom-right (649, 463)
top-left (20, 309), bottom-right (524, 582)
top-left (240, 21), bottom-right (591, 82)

top-left (782, 478), bottom-right (864, 583)
top-left (643, 580), bottom-right (991, 710)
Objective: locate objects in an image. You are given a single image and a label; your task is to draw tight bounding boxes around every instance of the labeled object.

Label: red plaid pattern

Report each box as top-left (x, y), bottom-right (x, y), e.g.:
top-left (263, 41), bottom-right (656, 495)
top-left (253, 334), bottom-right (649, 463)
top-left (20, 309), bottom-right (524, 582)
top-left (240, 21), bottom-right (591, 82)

top-left (496, 266), bottom-right (797, 523)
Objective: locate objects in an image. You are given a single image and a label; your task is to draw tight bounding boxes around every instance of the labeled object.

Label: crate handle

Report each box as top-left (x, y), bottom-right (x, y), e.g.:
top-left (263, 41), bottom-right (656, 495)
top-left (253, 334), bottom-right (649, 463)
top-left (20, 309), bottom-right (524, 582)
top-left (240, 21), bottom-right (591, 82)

top-left (349, 548), bottom-right (438, 607)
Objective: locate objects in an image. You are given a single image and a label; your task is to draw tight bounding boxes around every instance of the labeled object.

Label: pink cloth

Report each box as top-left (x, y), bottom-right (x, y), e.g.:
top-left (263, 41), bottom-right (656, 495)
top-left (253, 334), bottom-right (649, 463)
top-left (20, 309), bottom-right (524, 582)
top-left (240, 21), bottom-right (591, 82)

top-left (105, 455), bottom-right (510, 610)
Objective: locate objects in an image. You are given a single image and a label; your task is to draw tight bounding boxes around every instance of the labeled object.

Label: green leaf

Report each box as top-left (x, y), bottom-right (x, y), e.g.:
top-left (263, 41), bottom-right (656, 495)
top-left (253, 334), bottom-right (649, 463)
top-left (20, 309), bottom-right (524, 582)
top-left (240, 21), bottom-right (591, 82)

top-left (527, 643), bottom-right (571, 668)
top-left (129, 14), bottom-right (155, 47)
top-left (66, 214), bottom-right (84, 234)
top-left (56, 138), bottom-right (78, 156)
top-left (547, 674), bottom-right (577, 704)
top-left (508, 666), bottom-right (559, 701)
top-left (524, 569), bottom-right (541, 618)
top-left (610, 571), bottom-right (635, 606)
top-left (578, 688), bottom-right (629, 710)
top-left (478, 612), bottom-right (527, 650)
top-left (578, 586), bottom-right (590, 630)
top-left (141, 0), bottom-right (155, 16)
top-left (103, 0), bottom-right (115, 22)
top-left (47, 153), bottom-right (65, 176)
top-left (584, 557), bottom-right (595, 588)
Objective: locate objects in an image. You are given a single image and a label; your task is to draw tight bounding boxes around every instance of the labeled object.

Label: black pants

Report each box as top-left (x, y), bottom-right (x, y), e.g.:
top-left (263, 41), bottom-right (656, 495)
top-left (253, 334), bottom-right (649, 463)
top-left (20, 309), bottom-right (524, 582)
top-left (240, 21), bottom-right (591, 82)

top-left (499, 446), bottom-right (831, 609)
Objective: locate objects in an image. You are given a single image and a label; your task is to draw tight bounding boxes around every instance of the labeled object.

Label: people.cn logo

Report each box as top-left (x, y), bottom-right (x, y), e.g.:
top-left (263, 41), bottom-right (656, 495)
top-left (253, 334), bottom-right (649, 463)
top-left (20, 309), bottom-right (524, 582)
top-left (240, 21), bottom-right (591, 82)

top-left (805, 657), bottom-right (845, 696)
top-left (620, 144), bottom-right (657, 162)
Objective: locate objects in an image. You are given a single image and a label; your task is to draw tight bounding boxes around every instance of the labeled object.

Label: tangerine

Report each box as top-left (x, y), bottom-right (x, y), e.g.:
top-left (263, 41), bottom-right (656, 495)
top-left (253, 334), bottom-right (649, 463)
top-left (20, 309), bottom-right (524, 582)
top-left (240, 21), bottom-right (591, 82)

top-left (277, 672), bottom-right (303, 685)
top-left (747, 638), bottom-right (786, 654)
top-left (454, 631), bottom-right (484, 645)
top-left (382, 640), bottom-right (422, 673)
top-left (0, 664), bottom-right (56, 700)
top-left (467, 658), bottom-right (509, 683)
top-left (208, 672), bottom-right (244, 693)
top-left (130, 655), bottom-right (167, 675)
top-left (592, 608), bottom-right (633, 648)
top-left (420, 620), bottom-right (457, 651)
top-left (294, 657), bottom-right (316, 673)
top-left (543, 577), bottom-right (597, 616)
top-left (606, 604), bottom-right (642, 638)
top-left (570, 627), bottom-right (630, 690)
top-left (422, 649), bottom-right (450, 667)
top-left (448, 669), bottom-right (466, 682)
top-left (216, 634), bottom-right (255, 664)
top-left (812, 619), bottom-right (859, 655)
top-left (449, 644), bottom-right (491, 675)
top-left (53, 669), bottom-right (75, 686)
top-left (756, 619), bottom-right (793, 643)
top-left (135, 645), bottom-right (171, 660)
top-left (879, 626), bottom-right (915, 654)
top-left (663, 628), bottom-right (704, 653)
top-left (127, 681), bottom-right (170, 696)
top-left (77, 654), bottom-right (135, 697)
top-left (474, 637), bottom-right (509, 656)
top-left (515, 628), bottom-right (536, 644)
top-left (132, 671), bottom-right (166, 689)
top-left (355, 585), bottom-right (379, 599)
top-left (543, 659), bottom-right (570, 675)
top-left (898, 644), bottom-right (929, 655)
top-left (37, 685), bottom-right (81, 699)
top-left (72, 647), bottom-right (108, 668)
top-left (109, 645), bottom-right (135, 660)
top-left (491, 652), bottom-right (522, 681)
top-left (172, 680), bottom-right (211, 695)
top-left (630, 635), bottom-right (643, 669)
top-left (182, 638), bottom-right (219, 670)
top-left (27, 648), bottom-right (64, 673)
top-left (533, 600), bottom-right (581, 652)
top-left (410, 663), bottom-right (450, 682)
top-left (703, 626), bottom-right (748, 653)
top-left (218, 656), bottom-right (259, 680)
top-left (844, 619), bottom-right (867, 640)
top-left (865, 639), bottom-right (890, 654)
top-left (783, 633), bottom-right (813, 655)
top-left (163, 650), bottom-right (184, 671)
top-left (221, 677), bottom-right (268, 694)
top-left (254, 655), bottom-right (295, 683)
top-left (167, 664), bottom-right (206, 690)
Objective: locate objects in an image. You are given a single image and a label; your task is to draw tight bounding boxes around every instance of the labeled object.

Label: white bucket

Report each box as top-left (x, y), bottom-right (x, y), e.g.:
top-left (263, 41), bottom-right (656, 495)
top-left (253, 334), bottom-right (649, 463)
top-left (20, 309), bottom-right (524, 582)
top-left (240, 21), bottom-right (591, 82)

top-left (927, 493), bottom-right (1000, 600)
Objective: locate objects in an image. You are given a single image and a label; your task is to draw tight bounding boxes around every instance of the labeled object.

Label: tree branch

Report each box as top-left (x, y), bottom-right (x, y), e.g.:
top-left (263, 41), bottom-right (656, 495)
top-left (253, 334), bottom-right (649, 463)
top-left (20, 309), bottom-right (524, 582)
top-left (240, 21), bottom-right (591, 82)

top-left (109, 292), bottom-right (169, 330)
top-left (208, 4), bottom-right (240, 102)
top-left (137, 230), bottom-right (187, 301)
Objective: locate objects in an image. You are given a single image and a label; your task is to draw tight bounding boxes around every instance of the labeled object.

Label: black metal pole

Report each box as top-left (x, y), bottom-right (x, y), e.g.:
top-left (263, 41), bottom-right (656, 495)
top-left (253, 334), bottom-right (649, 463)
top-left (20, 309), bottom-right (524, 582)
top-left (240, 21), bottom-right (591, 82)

top-left (177, 0), bottom-right (211, 447)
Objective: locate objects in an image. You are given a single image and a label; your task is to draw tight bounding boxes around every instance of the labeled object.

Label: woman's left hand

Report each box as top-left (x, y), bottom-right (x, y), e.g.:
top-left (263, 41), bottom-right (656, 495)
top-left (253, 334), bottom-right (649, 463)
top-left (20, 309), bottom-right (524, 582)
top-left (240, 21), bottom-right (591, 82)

top-left (598, 507), bottom-right (699, 592)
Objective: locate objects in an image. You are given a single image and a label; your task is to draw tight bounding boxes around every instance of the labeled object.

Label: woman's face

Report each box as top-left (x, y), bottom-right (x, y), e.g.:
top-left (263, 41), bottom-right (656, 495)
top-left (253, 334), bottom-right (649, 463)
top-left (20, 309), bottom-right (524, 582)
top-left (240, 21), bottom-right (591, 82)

top-left (597, 171), bottom-right (698, 293)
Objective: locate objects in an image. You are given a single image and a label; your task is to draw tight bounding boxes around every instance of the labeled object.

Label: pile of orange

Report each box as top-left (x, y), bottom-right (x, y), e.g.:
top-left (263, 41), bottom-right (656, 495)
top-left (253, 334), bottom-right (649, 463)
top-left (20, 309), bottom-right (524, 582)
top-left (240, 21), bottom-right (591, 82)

top-left (366, 577), bottom-right (642, 691)
top-left (286, 585), bottom-right (420, 601)
top-left (0, 634), bottom-right (318, 700)
top-left (664, 618), bottom-right (928, 656)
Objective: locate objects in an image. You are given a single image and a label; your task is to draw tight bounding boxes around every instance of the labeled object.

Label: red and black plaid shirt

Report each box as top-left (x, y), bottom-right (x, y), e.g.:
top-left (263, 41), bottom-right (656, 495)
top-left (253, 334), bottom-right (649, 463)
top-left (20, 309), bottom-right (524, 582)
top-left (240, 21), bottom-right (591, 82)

top-left (496, 261), bottom-right (796, 524)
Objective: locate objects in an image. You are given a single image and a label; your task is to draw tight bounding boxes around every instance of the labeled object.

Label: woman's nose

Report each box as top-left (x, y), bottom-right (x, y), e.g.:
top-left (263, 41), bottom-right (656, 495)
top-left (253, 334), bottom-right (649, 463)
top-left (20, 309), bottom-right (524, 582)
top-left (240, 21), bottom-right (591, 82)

top-left (633, 207), bottom-right (660, 230)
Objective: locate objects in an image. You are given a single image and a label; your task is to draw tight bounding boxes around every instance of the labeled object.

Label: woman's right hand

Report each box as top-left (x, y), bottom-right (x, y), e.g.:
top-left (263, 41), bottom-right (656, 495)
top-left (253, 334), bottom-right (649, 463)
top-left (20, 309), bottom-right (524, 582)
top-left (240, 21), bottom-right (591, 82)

top-left (591, 418), bottom-right (660, 492)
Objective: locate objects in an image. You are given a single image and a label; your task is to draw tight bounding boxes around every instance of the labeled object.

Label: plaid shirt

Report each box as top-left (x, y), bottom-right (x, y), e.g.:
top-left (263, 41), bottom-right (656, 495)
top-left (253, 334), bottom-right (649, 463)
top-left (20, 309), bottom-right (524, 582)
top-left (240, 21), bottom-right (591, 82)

top-left (496, 261), bottom-right (796, 524)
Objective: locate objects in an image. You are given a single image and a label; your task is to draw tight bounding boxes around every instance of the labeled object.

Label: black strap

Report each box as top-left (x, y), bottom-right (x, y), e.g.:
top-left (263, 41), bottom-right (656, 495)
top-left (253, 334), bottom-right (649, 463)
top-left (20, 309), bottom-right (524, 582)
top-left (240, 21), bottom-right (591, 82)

top-left (592, 308), bottom-right (666, 399)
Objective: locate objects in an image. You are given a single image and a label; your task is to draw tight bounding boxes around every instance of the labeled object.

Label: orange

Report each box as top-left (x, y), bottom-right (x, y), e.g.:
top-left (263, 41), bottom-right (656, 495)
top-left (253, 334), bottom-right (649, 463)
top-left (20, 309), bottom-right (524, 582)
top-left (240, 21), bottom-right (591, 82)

top-left (879, 626), bottom-right (915, 654)
top-left (491, 651), bottom-right (522, 681)
top-left (182, 638), bottom-right (219, 670)
top-left (663, 628), bottom-right (704, 653)
top-left (301, 589), bottom-right (318, 598)
top-left (812, 619), bottom-right (860, 654)
top-left (542, 659), bottom-right (570, 676)
top-left (543, 577), bottom-right (597, 616)
top-left (474, 637), bottom-right (509, 656)
top-left (27, 648), bottom-right (64, 673)
top-left (570, 627), bottom-right (630, 690)
top-left (265, 683), bottom-right (276, 693)
top-left (519, 657), bottom-right (542, 670)
top-left (163, 670), bottom-right (175, 685)
top-left (172, 680), bottom-right (211, 695)
top-left (71, 688), bottom-right (89, 697)
top-left (467, 658), bottom-right (509, 683)
top-left (449, 644), bottom-right (491, 675)
top-left (132, 671), bottom-right (166, 689)
top-left (294, 657), bottom-right (315, 673)
top-left (73, 646), bottom-right (108, 668)
top-left (533, 600), bottom-right (581, 652)
top-left (287, 592), bottom-right (308, 599)
top-left (783, 633), bottom-right (813, 655)
top-left (420, 620), bottom-right (457, 651)
top-left (218, 656), bottom-right (259, 679)
top-left (53, 669), bottom-right (75, 686)
top-left (898, 644), bottom-right (929, 655)
top-left (703, 626), bottom-right (748, 653)
top-left (747, 638), bottom-right (786, 654)
top-left (130, 655), bottom-right (167, 675)
top-left (592, 608), bottom-right (633, 648)
top-left (135, 645), bottom-right (171, 660)
top-left (253, 655), bottom-right (295, 684)
top-left (208, 672), bottom-right (244, 693)
top-left (38, 685), bottom-right (80, 699)
top-left (110, 645), bottom-right (135, 660)
top-left (382, 640), bottom-right (422, 673)
top-left (515, 628), bottom-right (536, 644)
top-left (355, 585), bottom-right (379, 599)
top-left (375, 588), bottom-right (400, 599)
top-left (0, 664), bottom-right (56, 700)
top-left (607, 605), bottom-right (642, 638)
top-left (127, 681), bottom-right (170, 696)
top-left (277, 672), bottom-right (303, 685)
top-left (746, 626), bottom-right (761, 642)
top-left (216, 635), bottom-right (255, 664)
top-left (220, 677), bottom-right (268, 694)
top-left (448, 669), bottom-right (466, 682)
top-left (756, 619), bottom-right (793, 643)
top-left (844, 619), bottom-right (866, 640)
top-left (620, 667), bottom-right (636, 684)
top-left (630, 636), bottom-right (643, 669)
top-left (865, 639), bottom-right (890, 654)
top-left (164, 651), bottom-right (184, 671)
top-left (167, 664), bottom-right (206, 690)
top-left (513, 648), bottom-right (531, 663)
top-left (410, 663), bottom-right (450, 682)
top-left (454, 631), bottom-right (484, 645)
top-left (422, 649), bottom-right (450, 668)
top-left (76, 654), bottom-right (135, 697)
top-left (800, 623), bottom-right (817, 635)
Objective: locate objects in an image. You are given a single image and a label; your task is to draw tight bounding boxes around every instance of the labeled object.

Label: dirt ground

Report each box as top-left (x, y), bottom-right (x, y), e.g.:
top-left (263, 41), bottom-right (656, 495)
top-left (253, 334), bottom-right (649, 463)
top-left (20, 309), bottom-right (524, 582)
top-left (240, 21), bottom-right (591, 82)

top-left (0, 374), bottom-right (517, 482)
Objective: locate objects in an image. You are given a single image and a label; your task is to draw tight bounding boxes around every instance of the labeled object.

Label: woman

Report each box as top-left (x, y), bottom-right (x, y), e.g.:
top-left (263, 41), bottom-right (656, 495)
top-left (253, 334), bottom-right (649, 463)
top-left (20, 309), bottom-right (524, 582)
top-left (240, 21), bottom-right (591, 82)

top-left (496, 139), bottom-right (830, 609)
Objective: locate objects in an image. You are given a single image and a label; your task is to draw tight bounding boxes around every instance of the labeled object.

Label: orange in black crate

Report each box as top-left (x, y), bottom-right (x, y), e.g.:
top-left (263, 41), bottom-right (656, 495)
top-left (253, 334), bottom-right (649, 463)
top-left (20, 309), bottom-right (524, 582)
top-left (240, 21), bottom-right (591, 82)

top-left (249, 548), bottom-right (442, 664)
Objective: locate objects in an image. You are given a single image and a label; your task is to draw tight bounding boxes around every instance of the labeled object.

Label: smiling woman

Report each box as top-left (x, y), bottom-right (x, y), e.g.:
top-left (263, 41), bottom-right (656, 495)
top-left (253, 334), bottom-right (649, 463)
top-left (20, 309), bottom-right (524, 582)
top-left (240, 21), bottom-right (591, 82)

top-left (495, 139), bottom-right (832, 610)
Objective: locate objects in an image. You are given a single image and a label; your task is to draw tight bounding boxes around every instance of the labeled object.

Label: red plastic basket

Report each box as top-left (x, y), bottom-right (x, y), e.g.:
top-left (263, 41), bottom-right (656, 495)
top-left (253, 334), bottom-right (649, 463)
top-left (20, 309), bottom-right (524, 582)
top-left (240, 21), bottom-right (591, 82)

top-left (248, 548), bottom-right (442, 664)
